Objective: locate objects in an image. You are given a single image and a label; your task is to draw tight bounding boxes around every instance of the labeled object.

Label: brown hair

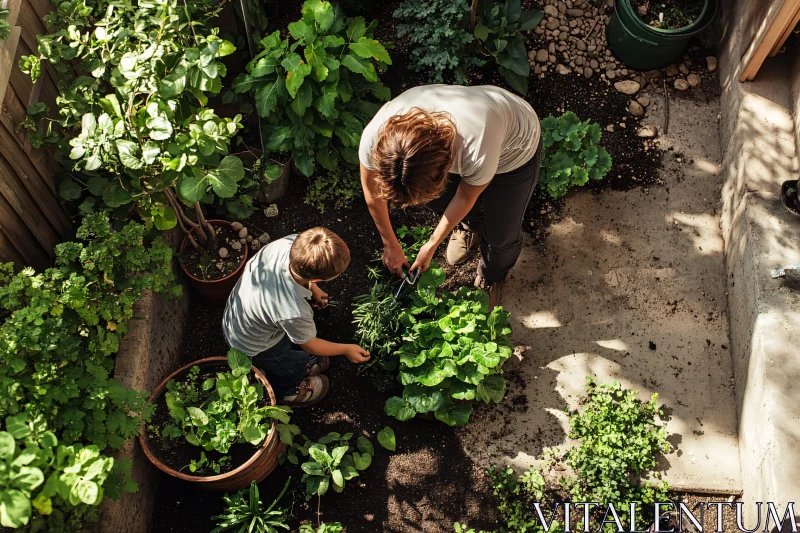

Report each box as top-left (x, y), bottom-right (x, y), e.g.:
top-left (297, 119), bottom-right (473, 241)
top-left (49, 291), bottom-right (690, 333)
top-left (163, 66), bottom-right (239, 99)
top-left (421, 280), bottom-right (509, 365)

top-left (372, 108), bottom-right (457, 207)
top-left (289, 227), bottom-right (351, 280)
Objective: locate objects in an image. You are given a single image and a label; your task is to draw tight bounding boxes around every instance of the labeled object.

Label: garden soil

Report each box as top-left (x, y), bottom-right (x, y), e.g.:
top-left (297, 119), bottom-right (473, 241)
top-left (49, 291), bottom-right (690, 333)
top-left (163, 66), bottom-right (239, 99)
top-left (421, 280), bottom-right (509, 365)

top-left (150, 2), bottom-right (736, 531)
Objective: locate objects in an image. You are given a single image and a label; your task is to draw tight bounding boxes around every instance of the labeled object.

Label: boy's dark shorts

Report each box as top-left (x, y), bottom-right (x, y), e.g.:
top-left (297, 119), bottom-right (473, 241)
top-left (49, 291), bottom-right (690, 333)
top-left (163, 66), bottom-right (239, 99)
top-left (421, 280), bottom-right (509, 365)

top-left (251, 335), bottom-right (319, 398)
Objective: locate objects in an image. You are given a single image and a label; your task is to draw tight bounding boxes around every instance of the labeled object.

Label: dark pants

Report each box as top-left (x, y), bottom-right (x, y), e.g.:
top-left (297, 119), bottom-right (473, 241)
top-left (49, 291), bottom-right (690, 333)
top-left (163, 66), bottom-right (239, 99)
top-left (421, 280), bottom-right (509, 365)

top-left (427, 138), bottom-right (543, 282)
top-left (252, 335), bottom-right (318, 398)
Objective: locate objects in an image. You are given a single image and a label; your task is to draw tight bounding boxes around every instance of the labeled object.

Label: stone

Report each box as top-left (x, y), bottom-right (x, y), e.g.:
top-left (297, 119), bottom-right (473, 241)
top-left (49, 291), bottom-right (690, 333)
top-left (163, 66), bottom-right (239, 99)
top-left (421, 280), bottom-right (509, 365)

top-left (558, 33), bottom-right (567, 41)
top-left (552, 29), bottom-right (560, 37)
top-left (706, 55), bottom-right (718, 71)
top-left (218, 247), bottom-right (229, 258)
top-left (576, 39), bottom-right (587, 51)
top-left (584, 67), bottom-right (593, 78)
top-left (257, 232), bottom-right (271, 245)
top-left (216, 262), bottom-right (224, 270)
top-left (674, 78), bottom-right (689, 90)
top-left (687, 73), bottom-right (701, 87)
top-left (546, 19), bottom-right (560, 30)
top-left (239, 238), bottom-right (247, 245)
top-left (575, 56), bottom-right (586, 66)
top-left (264, 204), bottom-right (279, 217)
top-left (606, 69), bottom-right (616, 79)
top-left (548, 42), bottom-right (556, 53)
top-left (607, 0), bottom-right (614, 6)
top-left (557, 64), bottom-right (571, 75)
top-left (246, 235), bottom-right (253, 242)
top-left (590, 58), bottom-right (599, 69)
top-left (614, 80), bottom-right (641, 95)
top-left (535, 27), bottom-right (545, 34)
top-left (666, 64), bottom-right (679, 77)
top-left (620, 68), bottom-right (629, 75)
top-left (238, 227), bottom-right (248, 238)
top-left (528, 50), bottom-right (537, 61)
top-left (250, 240), bottom-right (262, 251)
top-left (637, 96), bottom-right (651, 107)
top-left (544, 4), bottom-right (559, 16)
top-left (231, 222), bottom-right (243, 231)
top-left (231, 241), bottom-right (242, 250)
top-left (679, 62), bottom-right (689, 75)
top-left (606, 124), bottom-right (615, 132)
top-left (559, 25), bottom-right (568, 31)
top-left (558, 1), bottom-right (566, 13)
top-left (550, 54), bottom-right (557, 63)
top-left (637, 125), bottom-right (658, 138)
top-left (535, 49), bottom-right (549, 63)
top-left (566, 8), bottom-right (584, 16)
top-left (569, 19), bottom-right (578, 27)
top-left (629, 101), bottom-right (644, 117)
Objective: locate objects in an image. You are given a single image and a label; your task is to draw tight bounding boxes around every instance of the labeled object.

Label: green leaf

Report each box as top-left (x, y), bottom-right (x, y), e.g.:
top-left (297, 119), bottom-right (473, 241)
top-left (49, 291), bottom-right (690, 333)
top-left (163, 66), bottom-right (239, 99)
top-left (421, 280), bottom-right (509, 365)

top-left (71, 478), bottom-right (100, 505)
top-left (346, 17), bottom-right (366, 41)
top-left (356, 436), bottom-right (374, 456)
top-left (12, 466), bottom-right (44, 492)
top-left (349, 37), bottom-right (391, 64)
top-left (384, 397), bottom-right (416, 421)
top-left (86, 177), bottom-right (108, 196)
top-left (178, 176), bottom-right (207, 203)
top-left (403, 384), bottom-right (446, 413)
top-left (59, 180), bottom-right (82, 200)
top-left (288, 20), bottom-right (316, 43)
top-left (294, 151), bottom-right (315, 177)
top-left (266, 126), bottom-right (294, 151)
top-left (476, 374), bottom-right (507, 403)
top-left (282, 54), bottom-right (313, 98)
top-left (434, 402), bottom-right (473, 427)
top-left (313, 83), bottom-right (339, 118)
top-left (474, 24), bottom-right (490, 41)
top-left (332, 468), bottom-right (344, 488)
top-left (158, 70), bottom-right (186, 98)
top-left (227, 347), bottom-right (251, 377)
top-left (341, 54), bottom-right (377, 82)
top-left (311, 0), bottom-right (335, 31)
top-left (301, 461), bottom-right (325, 475)
top-left (255, 81), bottom-right (281, 117)
top-left (500, 67), bottom-right (529, 95)
top-left (519, 9), bottom-right (544, 30)
top-left (207, 156), bottom-right (245, 198)
top-left (305, 42), bottom-right (329, 81)
top-left (187, 407), bottom-right (208, 426)
top-left (448, 381), bottom-right (477, 401)
top-left (377, 427), bottom-right (396, 452)
top-left (0, 489), bottom-right (31, 528)
top-left (291, 81), bottom-right (313, 116)
top-left (5, 416), bottom-right (30, 440)
top-left (151, 205), bottom-right (177, 231)
top-left (146, 117), bottom-right (173, 141)
top-left (353, 452), bottom-right (371, 470)
top-left (115, 139), bottom-right (144, 169)
top-left (0, 432), bottom-right (15, 459)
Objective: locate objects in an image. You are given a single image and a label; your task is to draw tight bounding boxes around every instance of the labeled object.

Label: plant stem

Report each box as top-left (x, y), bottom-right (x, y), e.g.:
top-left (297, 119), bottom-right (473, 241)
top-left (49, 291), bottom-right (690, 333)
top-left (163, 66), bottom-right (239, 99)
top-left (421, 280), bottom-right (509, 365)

top-left (194, 202), bottom-right (218, 248)
top-left (470, 0), bottom-right (479, 31)
top-left (316, 494), bottom-right (321, 528)
top-left (165, 188), bottom-right (202, 249)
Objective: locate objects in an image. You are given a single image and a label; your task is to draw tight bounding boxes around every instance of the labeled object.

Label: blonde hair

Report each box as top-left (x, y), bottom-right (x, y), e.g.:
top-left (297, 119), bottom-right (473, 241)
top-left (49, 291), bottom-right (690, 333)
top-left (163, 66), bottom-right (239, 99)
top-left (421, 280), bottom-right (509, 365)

top-left (289, 227), bottom-right (351, 280)
top-left (372, 108), bottom-right (457, 207)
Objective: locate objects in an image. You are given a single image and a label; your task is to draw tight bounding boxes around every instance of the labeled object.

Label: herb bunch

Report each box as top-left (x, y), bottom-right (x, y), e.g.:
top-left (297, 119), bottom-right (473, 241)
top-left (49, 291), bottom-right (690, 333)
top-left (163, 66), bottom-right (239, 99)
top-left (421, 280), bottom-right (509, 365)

top-left (211, 479), bottom-right (291, 533)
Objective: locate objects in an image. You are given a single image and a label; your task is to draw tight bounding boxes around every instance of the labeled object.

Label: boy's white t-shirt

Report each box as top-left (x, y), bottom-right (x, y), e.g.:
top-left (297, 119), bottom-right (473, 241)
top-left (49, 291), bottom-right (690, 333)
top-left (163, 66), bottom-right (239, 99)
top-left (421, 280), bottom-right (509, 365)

top-left (222, 235), bottom-right (316, 357)
top-left (358, 84), bottom-right (541, 186)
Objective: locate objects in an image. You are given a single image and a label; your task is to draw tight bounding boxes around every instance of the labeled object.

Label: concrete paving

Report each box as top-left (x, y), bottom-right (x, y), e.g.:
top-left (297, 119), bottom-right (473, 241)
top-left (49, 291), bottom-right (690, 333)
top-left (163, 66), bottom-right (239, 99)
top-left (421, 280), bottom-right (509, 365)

top-left (463, 88), bottom-right (743, 493)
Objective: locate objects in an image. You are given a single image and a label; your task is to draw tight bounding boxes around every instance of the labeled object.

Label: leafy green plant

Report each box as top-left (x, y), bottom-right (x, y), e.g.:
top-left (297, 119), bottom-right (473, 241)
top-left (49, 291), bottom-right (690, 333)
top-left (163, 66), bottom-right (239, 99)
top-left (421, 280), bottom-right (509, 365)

top-left (376, 427), bottom-right (395, 452)
top-left (473, 0), bottom-right (543, 94)
top-left (18, 0), bottom-right (247, 250)
top-left (211, 479), bottom-right (291, 533)
top-left (293, 432), bottom-right (373, 497)
top-left (383, 265), bottom-right (513, 426)
top-left (235, 0), bottom-right (391, 178)
top-left (0, 213), bottom-right (178, 450)
top-left (300, 523), bottom-right (344, 533)
top-left (159, 349), bottom-right (299, 473)
top-left (0, 412), bottom-right (134, 531)
top-left (393, 0), bottom-right (475, 84)
top-left (304, 168), bottom-right (363, 212)
top-left (539, 112), bottom-right (612, 199)
top-left (563, 378), bottom-right (670, 529)
top-left (0, 8), bottom-right (10, 41)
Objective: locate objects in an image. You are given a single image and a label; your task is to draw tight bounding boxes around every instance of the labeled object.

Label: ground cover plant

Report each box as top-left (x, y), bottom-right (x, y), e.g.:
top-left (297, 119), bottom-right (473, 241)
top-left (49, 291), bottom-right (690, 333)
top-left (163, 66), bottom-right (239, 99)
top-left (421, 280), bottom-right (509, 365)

top-left (211, 479), bottom-right (291, 533)
top-left (0, 214), bottom-right (178, 530)
top-left (539, 112), bottom-right (613, 199)
top-left (383, 265), bottom-right (514, 426)
top-left (235, 0), bottom-right (392, 179)
top-left (156, 349), bottom-right (299, 474)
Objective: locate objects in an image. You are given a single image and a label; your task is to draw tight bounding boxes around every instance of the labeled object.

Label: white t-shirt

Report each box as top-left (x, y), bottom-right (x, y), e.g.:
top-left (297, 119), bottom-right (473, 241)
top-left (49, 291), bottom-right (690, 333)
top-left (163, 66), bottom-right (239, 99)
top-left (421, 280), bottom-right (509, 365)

top-left (358, 85), bottom-right (540, 186)
top-left (222, 235), bottom-right (316, 357)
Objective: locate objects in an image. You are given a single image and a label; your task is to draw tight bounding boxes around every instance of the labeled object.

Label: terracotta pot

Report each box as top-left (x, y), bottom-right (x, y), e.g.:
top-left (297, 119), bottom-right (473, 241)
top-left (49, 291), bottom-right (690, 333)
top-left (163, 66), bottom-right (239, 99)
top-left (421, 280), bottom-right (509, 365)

top-left (139, 357), bottom-right (285, 492)
top-left (179, 219), bottom-right (249, 305)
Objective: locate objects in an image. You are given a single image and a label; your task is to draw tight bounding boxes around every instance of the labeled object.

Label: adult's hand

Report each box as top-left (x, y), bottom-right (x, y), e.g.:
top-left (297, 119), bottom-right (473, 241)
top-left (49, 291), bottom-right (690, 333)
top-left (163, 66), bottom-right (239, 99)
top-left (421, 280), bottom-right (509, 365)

top-left (383, 243), bottom-right (410, 278)
top-left (410, 242), bottom-right (437, 273)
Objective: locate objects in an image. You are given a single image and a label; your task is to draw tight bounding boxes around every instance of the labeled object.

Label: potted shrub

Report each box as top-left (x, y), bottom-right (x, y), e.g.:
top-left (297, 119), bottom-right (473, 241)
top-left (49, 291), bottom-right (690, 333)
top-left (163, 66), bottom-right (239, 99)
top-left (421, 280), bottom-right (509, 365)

top-left (19, 0), bottom-right (254, 303)
top-left (606, 0), bottom-right (719, 70)
top-left (140, 350), bottom-right (299, 491)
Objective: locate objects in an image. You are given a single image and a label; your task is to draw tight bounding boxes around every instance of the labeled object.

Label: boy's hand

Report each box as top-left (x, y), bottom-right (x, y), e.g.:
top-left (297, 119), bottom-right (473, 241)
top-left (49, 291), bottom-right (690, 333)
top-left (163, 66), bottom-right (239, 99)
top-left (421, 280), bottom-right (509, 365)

top-left (310, 284), bottom-right (329, 308)
top-left (343, 345), bottom-right (370, 364)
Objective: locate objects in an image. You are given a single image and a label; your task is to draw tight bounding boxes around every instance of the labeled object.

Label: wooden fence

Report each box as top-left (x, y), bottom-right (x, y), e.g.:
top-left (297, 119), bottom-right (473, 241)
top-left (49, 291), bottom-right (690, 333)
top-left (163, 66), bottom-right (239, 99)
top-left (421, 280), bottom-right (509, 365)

top-left (0, 0), bottom-right (72, 271)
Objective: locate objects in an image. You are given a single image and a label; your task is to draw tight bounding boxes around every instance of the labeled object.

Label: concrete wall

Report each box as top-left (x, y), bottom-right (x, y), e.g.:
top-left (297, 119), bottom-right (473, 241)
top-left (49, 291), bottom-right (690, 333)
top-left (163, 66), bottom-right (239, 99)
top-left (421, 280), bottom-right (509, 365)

top-left (96, 232), bottom-right (190, 533)
top-left (719, 0), bottom-right (800, 520)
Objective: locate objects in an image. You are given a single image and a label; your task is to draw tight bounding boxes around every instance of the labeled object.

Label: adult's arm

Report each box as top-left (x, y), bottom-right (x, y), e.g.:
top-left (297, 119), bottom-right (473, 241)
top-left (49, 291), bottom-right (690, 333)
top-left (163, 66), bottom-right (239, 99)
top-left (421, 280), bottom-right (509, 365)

top-left (410, 180), bottom-right (489, 272)
top-left (360, 162), bottom-right (409, 277)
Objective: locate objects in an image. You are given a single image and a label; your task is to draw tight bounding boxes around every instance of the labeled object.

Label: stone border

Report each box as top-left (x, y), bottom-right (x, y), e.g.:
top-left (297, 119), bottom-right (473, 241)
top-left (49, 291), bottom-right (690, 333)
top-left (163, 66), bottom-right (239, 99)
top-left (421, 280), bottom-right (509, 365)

top-left (97, 232), bottom-right (190, 533)
top-left (719, 0), bottom-right (800, 520)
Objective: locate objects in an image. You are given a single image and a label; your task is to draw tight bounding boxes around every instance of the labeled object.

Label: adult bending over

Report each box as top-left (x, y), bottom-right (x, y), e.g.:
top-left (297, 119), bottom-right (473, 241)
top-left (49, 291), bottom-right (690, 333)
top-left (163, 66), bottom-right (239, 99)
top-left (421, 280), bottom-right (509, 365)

top-left (359, 84), bottom-right (542, 309)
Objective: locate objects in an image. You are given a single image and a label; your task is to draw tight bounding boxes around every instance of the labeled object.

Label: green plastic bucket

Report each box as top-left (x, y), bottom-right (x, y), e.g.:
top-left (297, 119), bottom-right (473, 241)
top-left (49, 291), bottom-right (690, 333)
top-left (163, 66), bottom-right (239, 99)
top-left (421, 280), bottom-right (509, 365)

top-left (606, 0), bottom-right (719, 70)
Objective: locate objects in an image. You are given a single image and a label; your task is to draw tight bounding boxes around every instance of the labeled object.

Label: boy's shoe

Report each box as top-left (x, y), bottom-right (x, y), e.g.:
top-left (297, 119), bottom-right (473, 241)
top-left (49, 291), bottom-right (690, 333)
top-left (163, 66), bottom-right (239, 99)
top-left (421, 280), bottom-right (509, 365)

top-left (475, 274), bottom-right (504, 311)
top-left (281, 375), bottom-right (330, 407)
top-left (446, 224), bottom-right (481, 265)
top-left (307, 357), bottom-right (331, 376)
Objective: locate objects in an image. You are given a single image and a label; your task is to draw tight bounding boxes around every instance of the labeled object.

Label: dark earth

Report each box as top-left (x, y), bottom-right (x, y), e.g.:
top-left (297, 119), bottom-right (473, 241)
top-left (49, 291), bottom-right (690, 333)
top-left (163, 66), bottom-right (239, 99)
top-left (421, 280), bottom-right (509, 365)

top-left (151, 0), bottom-right (724, 531)
top-left (630, 0), bottom-right (704, 30)
top-left (180, 224), bottom-right (247, 281)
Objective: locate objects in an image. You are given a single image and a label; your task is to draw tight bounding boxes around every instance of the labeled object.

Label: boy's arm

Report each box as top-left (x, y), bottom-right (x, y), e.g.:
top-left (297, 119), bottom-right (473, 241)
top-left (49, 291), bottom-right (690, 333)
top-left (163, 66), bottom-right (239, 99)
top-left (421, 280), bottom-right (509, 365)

top-left (299, 337), bottom-right (370, 364)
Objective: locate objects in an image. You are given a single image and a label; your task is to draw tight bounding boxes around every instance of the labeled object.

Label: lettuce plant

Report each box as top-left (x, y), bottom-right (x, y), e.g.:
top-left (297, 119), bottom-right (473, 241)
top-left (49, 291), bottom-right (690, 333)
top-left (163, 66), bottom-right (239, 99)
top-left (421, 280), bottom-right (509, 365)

top-left (235, 0), bottom-right (391, 178)
top-left (539, 112), bottom-right (612, 199)
top-left (384, 265), bottom-right (513, 426)
top-left (289, 432), bottom-right (373, 497)
top-left (160, 350), bottom-right (299, 473)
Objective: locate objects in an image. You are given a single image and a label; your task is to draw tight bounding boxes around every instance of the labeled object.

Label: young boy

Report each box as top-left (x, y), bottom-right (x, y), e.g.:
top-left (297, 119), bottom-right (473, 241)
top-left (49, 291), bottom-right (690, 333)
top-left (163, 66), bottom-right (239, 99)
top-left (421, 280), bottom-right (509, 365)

top-left (222, 227), bottom-right (370, 406)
